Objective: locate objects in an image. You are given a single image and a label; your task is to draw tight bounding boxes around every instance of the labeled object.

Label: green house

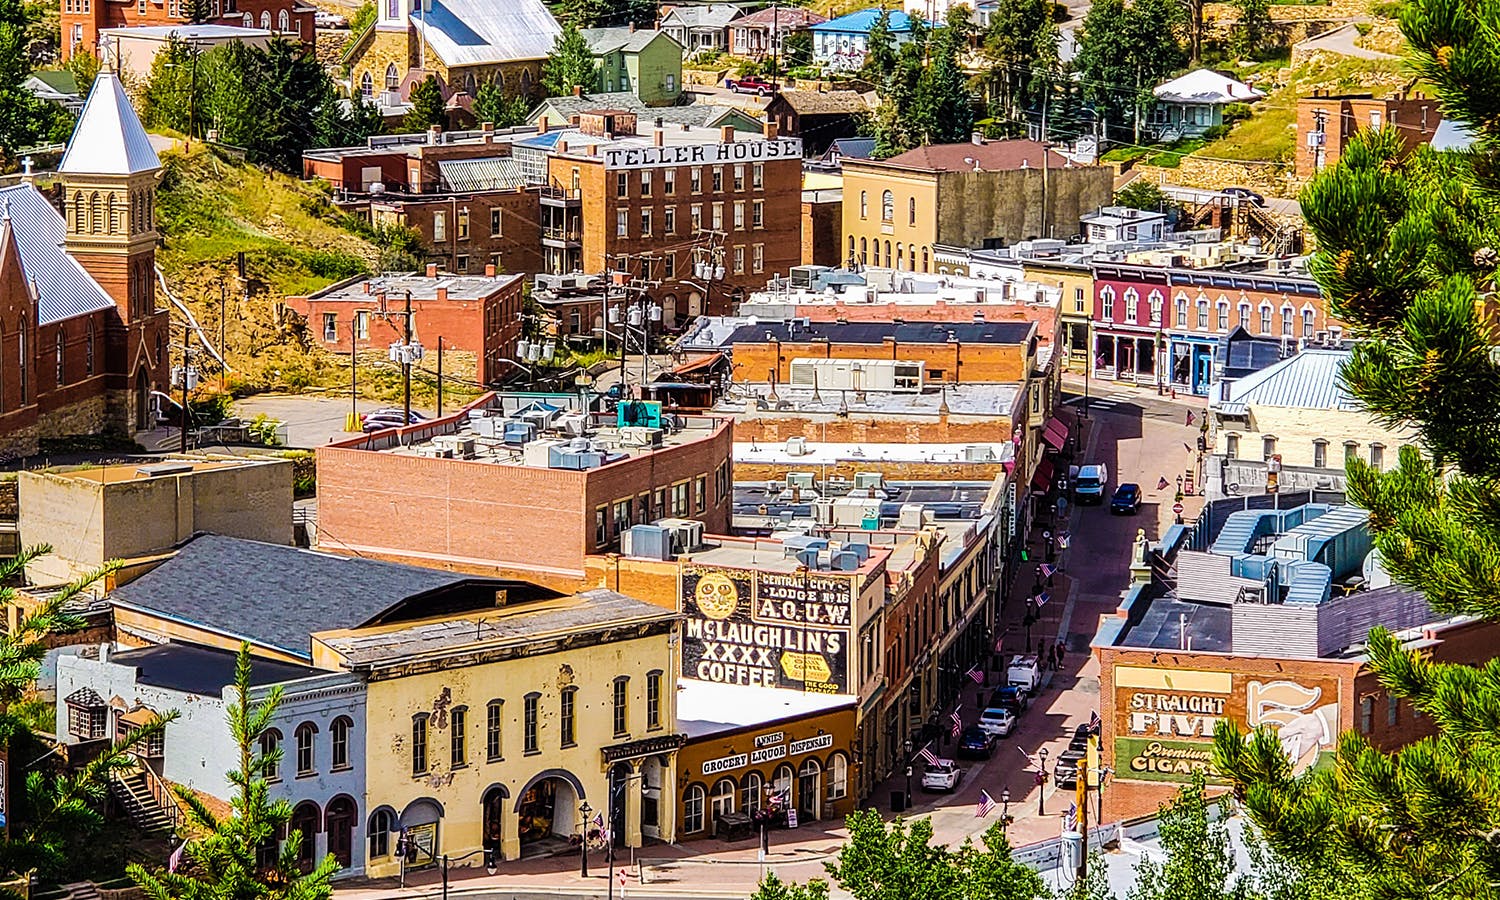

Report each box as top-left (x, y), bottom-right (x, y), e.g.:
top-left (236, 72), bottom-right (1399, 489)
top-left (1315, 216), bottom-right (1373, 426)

top-left (580, 27), bottom-right (684, 107)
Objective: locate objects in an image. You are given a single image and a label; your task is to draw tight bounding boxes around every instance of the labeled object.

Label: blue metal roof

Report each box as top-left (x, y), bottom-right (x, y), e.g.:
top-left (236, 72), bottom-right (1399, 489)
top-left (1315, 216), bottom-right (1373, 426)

top-left (812, 7), bottom-right (913, 33)
top-left (0, 184), bottom-right (118, 326)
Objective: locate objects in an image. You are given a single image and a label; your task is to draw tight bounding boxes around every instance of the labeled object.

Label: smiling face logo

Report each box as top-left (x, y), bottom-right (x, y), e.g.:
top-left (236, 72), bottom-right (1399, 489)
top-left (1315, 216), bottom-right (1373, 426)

top-left (694, 572), bottom-right (739, 620)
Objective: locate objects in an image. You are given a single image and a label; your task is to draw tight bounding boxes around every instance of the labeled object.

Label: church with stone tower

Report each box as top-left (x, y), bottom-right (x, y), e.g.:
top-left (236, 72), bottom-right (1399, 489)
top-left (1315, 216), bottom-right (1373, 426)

top-left (0, 70), bottom-right (170, 455)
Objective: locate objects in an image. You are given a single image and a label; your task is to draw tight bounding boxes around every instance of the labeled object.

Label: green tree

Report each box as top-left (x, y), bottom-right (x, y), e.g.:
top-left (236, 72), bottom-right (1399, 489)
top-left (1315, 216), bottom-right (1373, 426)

top-left (183, 0), bottom-right (214, 25)
top-left (751, 872), bottom-right (832, 900)
top-left (914, 25), bottom-right (974, 145)
top-left (473, 80), bottom-right (532, 127)
top-left (861, 10), bottom-right (899, 83)
top-left (781, 29), bottom-right (813, 68)
top-left (0, 0), bottom-right (67, 162)
top-left (823, 810), bottom-right (1047, 900)
top-left (1074, 0), bottom-right (1185, 143)
top-left (64, 51), bottom-right (100, 94)
top-left (542, 21), bottom-right (598, 98)
top-left (130, 644), bottom-right (340, 900)
top-left (981, 0), bottom-right (1059, 135)
top-left (1115, 180), bottom-right (1168, 211)
top-left (1207, 0), bottom-right (1500, 895)
top-left (1229, 0), bottom-right (1273, 59)
top-left (349, 0), bottom-right (375, 33)
top-left (403, 73), bottom-right (447, 131)
top-left (1125, 775), bottom-right (1240, 900)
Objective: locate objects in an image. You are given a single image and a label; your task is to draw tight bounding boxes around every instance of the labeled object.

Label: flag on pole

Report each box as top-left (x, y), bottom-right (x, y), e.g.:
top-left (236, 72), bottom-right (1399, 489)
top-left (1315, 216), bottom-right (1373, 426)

top-left (917, 744), bottom-right (940, 766)
top-left (1064, 803), bottom-right (1079, 832)
top-left (1183, 442), bottom-right (1194, 453)
top-left (168, 842), bottom-right (185, 874)
top-left (1019, 746), bottom-right (1039, 770)
top-left (950, 711), bottom-right (963, 736)
top-left (1157, 476), bottom-right (1170, 490)
top-left (977, 790), bottom-right (997, 818)
top-left (1039, 563), bottom-right (1058, 579)
top-left (966, 665), bottom-right (984, 684)
top-left (994, 637), bottom-right (1005, 653)
top-left (1036, 591), bottom-right (1052, 607)
top-left (1186, 410), bottom-right (1196, 426)
top-left (1057, 530), bottom-right (1071, 549)
top-left (1089, 710), bottom-right (1102, 734)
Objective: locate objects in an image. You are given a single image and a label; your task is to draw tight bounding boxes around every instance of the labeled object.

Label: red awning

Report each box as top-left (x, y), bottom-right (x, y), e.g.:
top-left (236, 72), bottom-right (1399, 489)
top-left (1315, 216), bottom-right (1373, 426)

top-left (1041, 417), bottom-right (1069, 451)
top-left (1031, 458), bottom-right (1055, 491)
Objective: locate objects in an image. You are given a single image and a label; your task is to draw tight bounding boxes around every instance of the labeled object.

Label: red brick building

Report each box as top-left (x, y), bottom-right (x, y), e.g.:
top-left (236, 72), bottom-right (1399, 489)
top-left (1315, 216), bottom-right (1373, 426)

top-left (0, 72), bottom-right (171, 456)
top-left (62, 0), bottom-right (313, 61)
top-left (314, 395), bottom-right (734, 585)
top-left (1296, 90), bottom-right (1439, 179)
top-left (283, 266), bottom-right (524, 386)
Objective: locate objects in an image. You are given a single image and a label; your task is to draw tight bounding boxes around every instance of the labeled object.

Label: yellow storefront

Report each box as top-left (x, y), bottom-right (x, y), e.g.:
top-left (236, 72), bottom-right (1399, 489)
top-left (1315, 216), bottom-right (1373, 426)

top-left (312, 589), bottom-right (683, 876)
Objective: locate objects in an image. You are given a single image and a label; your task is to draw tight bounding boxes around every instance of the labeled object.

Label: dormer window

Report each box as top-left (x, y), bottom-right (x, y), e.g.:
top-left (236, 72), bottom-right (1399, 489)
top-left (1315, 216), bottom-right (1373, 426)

top-left (65, 687), bottom-right (108, 739)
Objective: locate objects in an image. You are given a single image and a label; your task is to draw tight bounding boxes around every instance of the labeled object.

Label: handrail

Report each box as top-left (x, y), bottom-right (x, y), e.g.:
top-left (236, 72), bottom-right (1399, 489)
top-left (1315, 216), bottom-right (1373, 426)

top-left (135, 760), bottom-right (182, 833)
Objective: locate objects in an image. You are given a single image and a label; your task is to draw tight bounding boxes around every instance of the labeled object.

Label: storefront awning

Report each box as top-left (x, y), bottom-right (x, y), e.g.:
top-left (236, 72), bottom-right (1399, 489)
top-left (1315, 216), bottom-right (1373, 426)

top-left (1041, 417), bottom-right (1069, 451)
top-left (1031, 458), bottom-right (1055, 491)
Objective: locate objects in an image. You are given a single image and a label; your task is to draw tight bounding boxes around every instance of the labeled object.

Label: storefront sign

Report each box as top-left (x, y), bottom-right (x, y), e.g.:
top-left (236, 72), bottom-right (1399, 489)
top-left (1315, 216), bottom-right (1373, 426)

top-left (681, 566), bottom-right (851, 693)
top-left (754, 731), bottom-right (785, 748)
top-left (1114, 738), bottom-right (1223, 782)
top-left (789, 733), bottom-right (834, 756)
top-left (751, 744), bottom-right (787, 765)
top-left (702, 753), bottom-right (749, 776)
top-left (604, 137), bottom-right (804, 170)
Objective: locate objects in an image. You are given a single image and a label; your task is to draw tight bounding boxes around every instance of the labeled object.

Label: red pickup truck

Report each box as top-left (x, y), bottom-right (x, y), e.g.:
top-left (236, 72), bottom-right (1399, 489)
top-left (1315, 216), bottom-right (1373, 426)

top-left (724, 76), bottom-right (778, 96)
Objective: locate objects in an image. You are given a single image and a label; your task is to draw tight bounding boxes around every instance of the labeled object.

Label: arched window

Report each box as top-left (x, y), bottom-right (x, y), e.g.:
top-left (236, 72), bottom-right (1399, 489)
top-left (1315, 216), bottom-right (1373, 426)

top-left (259, 10), bottom-right (270, 28)
top-left (1238, 302), bottom-right (1250, 327)
top-left (18, 315), bottom-right (27, 406)
top-left (772, 764), bottom-right (794, 803)
top-left (859, 237), bottom-right (867, 265)
top-left (859, 191), bottom-right (867, 218)
top-left (1196, 300), bottom-right (1208, 330)
top-left (1312, 438), bottom-right (1328, 469)
top-left (494, 70), bottom-right (504, 91)
top-left (72, 193), bottom-right (84, 233)
top-left (1258, 304), bottom-right (1272, 333)
top-left (360, 72), bottom-right (373, 98)
top-left (411, 713), bottom-right (429, 775)
top-left (277, 9), bottom-right (288, 30)
top-left (907, 243), bottom-right (915, 271)
top-left (1123, 288), bottom-right (1138, 325)
top-left (896, 244), bottom-right (903, 269)
top-left (828, 753), bottom-right (849, 800)
top-left (684, 785), bottom-right (706, 832)
top-left (847, 235), bottom-right (855, 263)
top-left (921, 247), bottom-right (929, 271)
top-left (242, 12), bottom-right (252, 26)
top-left (908, 196), bottom-right (916, 225)
top-left (519, 68), bottom-right (532, 94)
top-left (880, 190), bottom-right (893, 222)
top-left (295, 722), bottom-right (317, 776)
top-left (1301, 306), bottom-right (1315, 338)
top-left (464, 72), bottom-right (476, 96)
top-left (106, 194), bottom-right (117, 234)
top-left (1280, 304), bottom-right (1294, 336)
top-left (89, 192), bottom-right (101, 234)
top-left (290, 802), bottom-right (319, 870)
top-left (710, 778), bottom-right (736, 824)
top-left (369, 808), bottom-right (394, 857)
top-left (259, 728), bottom-right (282, 781)
top-left (330, 716), bottom-right (352, 770)
top-left (84, 323), bottom-right (94, 377)
top-left (1217, 301), bottom-right (1229, 331)
top-left (1174, 294), bottom-right (1187, 326)
top-left (883, 240), bottom-right (891, 268)
top-left (385, 63), bottom-right (400, 90)
top-left (1148, 291), bottom-right (1163, 325)
top-left (54, 331), bottom-right (64, 386)
top-left (741, 771), bottom-right (763, 814)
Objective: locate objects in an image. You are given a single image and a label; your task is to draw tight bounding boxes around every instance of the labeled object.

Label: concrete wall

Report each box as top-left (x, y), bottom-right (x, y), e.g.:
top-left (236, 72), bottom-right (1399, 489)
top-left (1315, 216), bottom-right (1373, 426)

top-left (935, 166), bottom-right (1114, 248)
top-left (19, 459), bottom-right (294, 584)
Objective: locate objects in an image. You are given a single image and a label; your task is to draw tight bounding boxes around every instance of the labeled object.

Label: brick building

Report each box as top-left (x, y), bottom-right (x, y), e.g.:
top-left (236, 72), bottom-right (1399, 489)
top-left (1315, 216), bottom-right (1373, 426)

top-left (0, 73), bottom-right (170, 456)
top-left (1091, 500), bottom-right (1499, 819)
top-left (314, 393), bottom-right (733, 585)
top-left (62, 0), bottom-right (311, 61)
top-left (283, 266), bottom-right (524, 385)
top-left (1296, 90), bottom-right (1440, 179)
top-left (536, 111), bottom-right (804, 322)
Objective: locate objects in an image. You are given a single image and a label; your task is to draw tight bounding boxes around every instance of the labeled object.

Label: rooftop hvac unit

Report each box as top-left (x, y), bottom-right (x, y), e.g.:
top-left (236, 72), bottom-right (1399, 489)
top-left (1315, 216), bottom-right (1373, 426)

top-left (621, 426), bottom-right (664, 448)
top-left (556, 413), bottom-right (589, 436)
top-left (520, 406), bottom-right (559, 431)
top-left (812, 497), bottom-right (835, 525)
top-left (432, 435), bottom-right (476, 458)
top-left (785, 437), bottom-right (809, 457)
top-left (854, 472), bottom-right (883, 491)
top-left (832, 550), bottom-right (861, 570)
top-left (786, 472), bottom-right (815, 491)
top-left (472, 415), bottom-right (503, 439)
top-left (844, 542), bottom-right (871, 562)
top-left (502, 421), bottom-right (537, 445)
top-left (553, 450), bottom-right (606, 470)
top-left (652, 518), bottom-right (704, 555)
top-left (622, 524), bottom-right (673, 560)
top-left (898, 503), bottom-right (926, 530)
top-left (415, 446), bottom-right (454, 459)
top-left (523, 439), bottom-right (563, 468)
top-left (964, 445), bottom-right (994, 462)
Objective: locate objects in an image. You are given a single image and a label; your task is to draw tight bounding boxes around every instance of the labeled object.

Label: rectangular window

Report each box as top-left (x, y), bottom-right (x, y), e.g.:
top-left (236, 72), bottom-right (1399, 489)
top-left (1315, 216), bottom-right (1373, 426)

top-left (613, 498), bottom-right (632, 536)
top-left (613, 677), bottom-right (629, 737)
top-left (1313, 441), bottom-right (1327, 468)
top-left (1225, 434), bottom-right (1239, 459)
top-left (433, 211), bottom-right (446, 242)
top-left (486, 701), bottom-right (503, 760)
top-left (523, 694), bottom-right (539, 754)
top-left (1218, 305), bottom-right (1228, 331)
top-left (733, 246), bottom-right (745, 274)
top-left (691, 205), bottom-right (703, 232)
top-left (752, 162), bottom-right (764, 189)
top-left (491, 208), bottom-right (501, 235)
top-left (354, 311), bottom-right (369, 340)
top-left (261, 732), bottom-right (280, 781)
top-left (322, 313), bottom-right (337, 342)
top-left (1387, 694), bottom-right (1399, 726)
top-left (1263, 437), bottom-right (1277, 460)
top-left (664, 252), bottom-right (676, 278)
top-left (1359, 696), bottom-right (1373, 733)
top-left (640, 170), bottom-right (652, 197)
top-left (711, 203), bottom-right (723, 230)
top-left (664, 206), bottom-right (676, 235)
top-left (695, 474), bottom-right (707, 513)
top-left (411, 715), bottom-right (429, 775)
top-left (752, 200), bottom-right (763, 228)
top-left (616, 209), bottom-right (628, 238)
top-left (1074, 288), bottom-right (1085, 313)
top-left (691, 167), bottom-right (702, 193)
top-left (733, 201), bottom-right (744, 229)
top-left (332, 721), bottom-right (349, 770)
top-left (752, 243), bottom-right (764, 273)
top-left (712, 167), bottom-right (724, 192)
top-left (1102, 294), bottom-right (1114, 321)
top-left (457, 209), bottom-right (469, 240)
top-left (296, 728), bottom-right (314, 776)
top-left (664, 168), bottom-right (676, 195)
top-left (561, 688), bottom-right (577, 747)
top-left (640, 208), bottom-right (652, 236)
top-left (654, 488), bottom-right (666, 518)
top-left (456, 254), bottom-right (468, 273)
top-left (685, 787), bottom-right (704, 832)
top-left (1370, 444), bottom-right (1385, 470)
top-left (450, 707), bottom-right (467, 768)
top-left (616, 172), bottom-right (628, 198)
top-left (647, 671), bottom-right (662, 730)
top-left (671, 482), bottom-right (688, 516)
top-left (595, 506), bottom-right (608, 547)
top-left (733, 165), bottom-right (745, 191)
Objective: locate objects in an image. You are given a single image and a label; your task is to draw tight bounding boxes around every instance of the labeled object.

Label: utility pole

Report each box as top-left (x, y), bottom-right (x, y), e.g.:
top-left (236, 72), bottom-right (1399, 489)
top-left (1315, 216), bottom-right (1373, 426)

top-left (188, 43), bottom-right (198, 143)
top-left (177, 328), bottom-right (193, 453)
top-left (349, 319), bottom-right (358, 432)
top-left (218, 279), bottom-right (226, 390)
top-left (436, 336), bottom-right (444, 417)
top-left (402, 290), bottom-right (413, 427)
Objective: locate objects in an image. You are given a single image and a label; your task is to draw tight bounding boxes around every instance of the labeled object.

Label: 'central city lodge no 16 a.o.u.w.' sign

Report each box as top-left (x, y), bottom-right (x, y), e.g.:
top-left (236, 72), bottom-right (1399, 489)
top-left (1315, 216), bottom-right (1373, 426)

top-left (680, 565), bottom-right (854, 693)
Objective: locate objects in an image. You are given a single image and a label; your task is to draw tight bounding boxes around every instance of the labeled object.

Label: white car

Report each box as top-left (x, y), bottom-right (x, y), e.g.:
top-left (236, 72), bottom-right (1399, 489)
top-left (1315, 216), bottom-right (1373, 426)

top-left (978, 707), bottom-right (1016, 737)
top-left (921, 760), bottom-right (963, 792)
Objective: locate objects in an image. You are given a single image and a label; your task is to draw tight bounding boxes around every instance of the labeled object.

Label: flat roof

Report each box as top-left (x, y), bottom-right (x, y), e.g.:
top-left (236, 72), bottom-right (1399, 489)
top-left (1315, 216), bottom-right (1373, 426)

top-left (308, 270), bottom-right (523, 303)
top-left (734, 440), bottom-right (1014, 466)
top-left (678, 535), bottom-right (887, 575)
top-left (318, 589), bottom-right (676, 665)
top-left (716, 384), bottom-right (1022, 420)
top-left (100, 23), bottom-right (271, 38)
top-left (31, 457), bottom-right (270, 485)
top-left (678, 681), bottom-right (857, 739)
top-left (550, 125), bottom-right (789, 160)
top-left (726, 320), bottom-right (1035, 346)
top-left (1116, 597), bottom-right (1233, 653)
top-left (109, 642), bottom-right (326, 695)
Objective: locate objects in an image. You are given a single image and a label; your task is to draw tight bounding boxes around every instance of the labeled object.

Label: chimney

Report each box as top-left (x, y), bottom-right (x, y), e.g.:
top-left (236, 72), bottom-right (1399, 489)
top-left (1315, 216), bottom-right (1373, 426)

top-left (559, 138), bottom-right (570, 153)
top-left (536, 119), bottom-right (548, 134)
top-left (99, 642), bottom-right (110, 664)
top-left (763, 120), bottom-right (778, 140)
top-left (629, 20), bottom-right (636, 31)
top-left (427, 125), bottom-right (441, 145)
top-left (485, 263), bottom-right (496, 277)
top-left (363, 281), bottom-right (371, 294)
top-left (721, 124), bottom-right (734, 143)
top-left (437, 286), bottom-right (449, 301)
top-left (653, 128), bottom-right (664, 147)
top-left (569, 114), bottom-right (581, 126)
top-left (573, 85), bottom-right (583, 97)
top-left (426, 263), bottom-right (438, 277)
top-left (482, 121), bottom-right (494, 143)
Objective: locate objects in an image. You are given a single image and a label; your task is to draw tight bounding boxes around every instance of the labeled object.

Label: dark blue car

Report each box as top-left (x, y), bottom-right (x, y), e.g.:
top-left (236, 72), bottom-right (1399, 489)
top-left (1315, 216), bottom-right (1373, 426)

top-left (1110, 483), bottom-right (1141, 514)
top-left (957, 725), bottom-right (999, 759)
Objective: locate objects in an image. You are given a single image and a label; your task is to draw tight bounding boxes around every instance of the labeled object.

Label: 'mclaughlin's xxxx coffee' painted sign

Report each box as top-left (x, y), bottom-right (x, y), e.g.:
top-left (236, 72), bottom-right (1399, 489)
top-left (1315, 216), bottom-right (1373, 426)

top-left (681, 565), bottom-right (853, 693)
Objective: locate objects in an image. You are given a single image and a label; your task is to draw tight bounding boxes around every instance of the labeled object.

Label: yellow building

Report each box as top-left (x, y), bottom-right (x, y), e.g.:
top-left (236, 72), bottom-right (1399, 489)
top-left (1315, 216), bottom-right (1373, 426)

top-left (1021, 259), bottom-right (1095, 370)
top-left (311, 589), bottom-right (683, 875)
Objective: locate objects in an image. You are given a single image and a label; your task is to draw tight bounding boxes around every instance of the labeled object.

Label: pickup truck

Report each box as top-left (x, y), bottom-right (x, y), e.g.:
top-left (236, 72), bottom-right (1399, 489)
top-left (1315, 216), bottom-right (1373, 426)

top-left (724, 76), bottom-right (778, 96)
top-left (1075, 463), bottom-right (1109, 504)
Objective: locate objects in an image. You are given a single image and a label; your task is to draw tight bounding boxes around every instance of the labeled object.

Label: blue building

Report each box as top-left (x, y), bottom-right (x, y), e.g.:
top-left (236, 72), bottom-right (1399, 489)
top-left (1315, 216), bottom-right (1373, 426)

top-left (810, 8), bottom-right (913, 71)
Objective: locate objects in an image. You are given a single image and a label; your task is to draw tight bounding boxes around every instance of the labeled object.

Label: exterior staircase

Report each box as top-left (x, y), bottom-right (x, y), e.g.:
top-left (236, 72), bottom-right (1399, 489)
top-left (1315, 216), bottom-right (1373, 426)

top-left (110, 767), bottom-right (177, 838)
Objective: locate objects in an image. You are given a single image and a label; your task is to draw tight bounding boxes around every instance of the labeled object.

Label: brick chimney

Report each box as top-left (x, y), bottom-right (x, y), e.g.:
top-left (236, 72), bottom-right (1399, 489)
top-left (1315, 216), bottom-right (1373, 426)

top-left (482, 121), bottom-right (494, 144)
top-left (484, 263), bottom-right (496, 277)
top-left (721, 125), bottom-right (734, 143)
top-left (763, 120), bottom-right (778, 140)
top-left (426, 263), bottom-right (438, 277)
top-left (653, 127), bottom-right (664, 147)
top-left (437, 286), bottom-right (448, 301)
top-left (573, 85), bottom-right (583, 97)
top-left (536, 119), bottom-right (548, 134)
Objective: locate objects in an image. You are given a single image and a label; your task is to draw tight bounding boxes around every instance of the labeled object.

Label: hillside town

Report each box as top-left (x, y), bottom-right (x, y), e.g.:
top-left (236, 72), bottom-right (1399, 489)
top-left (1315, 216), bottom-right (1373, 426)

top-left (0, 0), bottom-right (1490, 897)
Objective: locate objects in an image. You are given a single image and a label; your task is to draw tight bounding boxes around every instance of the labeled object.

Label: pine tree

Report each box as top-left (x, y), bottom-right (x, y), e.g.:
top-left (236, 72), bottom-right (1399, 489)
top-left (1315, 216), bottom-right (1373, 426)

top-left (130, 644), bottom-right (340, 900)
top-left (182, 0), bottom-right (214, 25)
top-left (822, 810), bottom-right (1047, 900)
top-left (980, 0), bottom-right (1058, 135)
top-left (542, 22), bottom-right (598, 98)
top-left (1073, 0), bottom-right (1184, 142)
top-left (860, 10), bottom-right (898, 82)
top-left (1229, 0), bottom-right (1272, 60)
top-left (1208, 0), bottom-right (1500, 895)
top-left (915, 25), bottom-right (973, 145)
top-left (403, 73), bottom-right (447, 131)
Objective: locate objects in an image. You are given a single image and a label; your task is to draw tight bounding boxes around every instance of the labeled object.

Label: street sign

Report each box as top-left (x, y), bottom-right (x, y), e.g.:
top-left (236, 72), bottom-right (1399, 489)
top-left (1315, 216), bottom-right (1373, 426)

top-left (787, 808), bottom-right (799, 828)
top-left (1172, 502), bottom-right (1184, 515)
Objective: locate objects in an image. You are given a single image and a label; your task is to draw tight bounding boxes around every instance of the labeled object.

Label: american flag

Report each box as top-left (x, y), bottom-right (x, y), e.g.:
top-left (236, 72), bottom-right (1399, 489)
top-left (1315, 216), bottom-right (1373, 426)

top-left (976, 790), bottom-right (996, 818)
top-left (1089, 710), bottom-right (1102, 734)
top-left (1186, 410), bottom-right (1196, 426)
top-left (1064, 803), bottom-right (1079, 832)
top-left (1158, 476), bottom-right (1170, 490)
top-left (950, 711), bottom-right (962, 736)
top-left (966, 665), bottom-right (984, 684)
top-left (1056, 531), bottom-right (1071, 549)
top-left (1036, 591), bottom-right (1052, 607)
top-left (917, 744), bottom-right (940, 766)
top-left (168, 842), bottom-right (185, 874)
top-left (1039, 563), bottom-right (1058, 579)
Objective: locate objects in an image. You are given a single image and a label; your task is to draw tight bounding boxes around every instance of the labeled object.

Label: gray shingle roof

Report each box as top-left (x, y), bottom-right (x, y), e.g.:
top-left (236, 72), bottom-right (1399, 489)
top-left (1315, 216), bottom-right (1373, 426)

top-left (58, 72), bottom-right (159, 176)
top-left (0, 184), bottom-right (119, 326)
top-left (108, 535), bottom-right (482, 660)
top-left (410, 0), bottom-right (561, 67)
top-left (531, 93), bottom-right (758, 130)
top-left (580, 26), bottom-right (679, 55)
top-left (110, 643), bottom-right (325, 694)
top-left (661, 4), bottom-right (743, 28)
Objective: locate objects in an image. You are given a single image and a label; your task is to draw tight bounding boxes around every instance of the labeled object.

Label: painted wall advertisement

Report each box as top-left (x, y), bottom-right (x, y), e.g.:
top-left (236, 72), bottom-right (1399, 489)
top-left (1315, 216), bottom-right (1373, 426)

top-left (681, 565), bottom-right (853, 693)
top-left (1111, 666), bottom-right (1339, 782)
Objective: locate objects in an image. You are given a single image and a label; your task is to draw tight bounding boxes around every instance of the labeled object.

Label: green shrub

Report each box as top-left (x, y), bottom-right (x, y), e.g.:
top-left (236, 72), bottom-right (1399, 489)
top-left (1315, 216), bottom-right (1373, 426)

top-left (1221, 102), bottom-right (1253, 124)
top-left (303, 249), bottom-right (367, 280)
top-left (1200, 123), bottom-right (1232, 141)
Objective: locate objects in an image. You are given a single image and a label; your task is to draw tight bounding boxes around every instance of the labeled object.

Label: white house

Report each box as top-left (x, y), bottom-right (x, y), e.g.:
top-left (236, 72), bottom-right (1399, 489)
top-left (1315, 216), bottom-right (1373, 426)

top-left (1080, 206), bottom-right (1169, 244)
top-left (1150, 68), bottom-right (1263, 140)
top-left (810, 8), bottom-right (913, 71)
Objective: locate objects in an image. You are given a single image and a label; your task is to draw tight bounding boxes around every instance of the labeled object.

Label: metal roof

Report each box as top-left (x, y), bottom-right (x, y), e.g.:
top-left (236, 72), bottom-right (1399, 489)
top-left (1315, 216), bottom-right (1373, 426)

top-left (1153, 68), bottom-right (1263, 105)
top-left (725, 319), bottom-right (1035, 346)
top-left (58, 72), bottom-right (160, 176)
top-left (409, 0), bottom-right (561, 68)
top-left (812, 8), bottom-right (913, 33)
top-left (1209, 348), bottom-right (1359, 414)
top-left (580, 26), bottom-right (679, 54)
top-left (0, 185), bottom-right (119, 326)
top-left (438, 156), bottom-right (526, 192)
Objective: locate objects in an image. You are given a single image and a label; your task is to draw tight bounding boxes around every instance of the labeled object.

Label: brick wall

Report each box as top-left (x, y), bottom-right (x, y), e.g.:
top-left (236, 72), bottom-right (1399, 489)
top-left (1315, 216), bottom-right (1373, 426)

top-left (730, 337), bottom-right (1031, 384)
top-left (1294, 93), bottom-right (1440, 180)
top-left (62, 0), bottom-right (312, 62)
top-left (734, 458), bottom-right (1011, 483)
top-left (731, 414), bottom-right (1009, 444)
top-left (802, 196), bottom-right (841, 267)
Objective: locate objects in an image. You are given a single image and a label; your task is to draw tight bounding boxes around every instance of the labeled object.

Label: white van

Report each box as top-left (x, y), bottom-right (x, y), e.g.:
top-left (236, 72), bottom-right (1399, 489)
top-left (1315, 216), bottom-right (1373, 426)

top-left (1007, 655), bottom-right (1041, 694)
top-left (1076, 464), bottom-right (1109, 503)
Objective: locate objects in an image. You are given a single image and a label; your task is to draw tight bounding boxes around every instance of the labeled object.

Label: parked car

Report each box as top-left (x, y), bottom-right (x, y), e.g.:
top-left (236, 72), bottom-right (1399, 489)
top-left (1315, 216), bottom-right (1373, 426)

top-left (1069, 722), bottom-right (1092, 753)
top-left (1075, 463), bottom-right (1109, 504)
top-left (1053, 748), bottom-right (1086, 788)
top-left (724, 76), bottom-right (778, 96)
top-left (1223, 186), bottom-right (1265, 206)
top-left (1110, 483), bottom-right (1141, 514)
top-left (978, 706), bottom-right (1016, 737)
top-left (957, 725), bottom-right (999, 759)
top-left (1006, 656), bottom-right (1042, 695)
top-left (988, 685), bottom-right (1029, 715)
top-left (361, 407), bottom-right (427, 424)
top-left (314, 10), bottom-right (348, 27)
top-left (921, 760), bottom-right (964, 792)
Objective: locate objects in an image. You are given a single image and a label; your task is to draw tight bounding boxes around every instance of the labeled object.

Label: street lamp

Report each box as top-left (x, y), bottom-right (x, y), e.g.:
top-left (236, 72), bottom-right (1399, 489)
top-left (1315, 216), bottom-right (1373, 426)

top-left (1037, 748), bottom-right (1050, 816)
top-left (905, 765), bottom-right (913, 811)
top-left (1001, 788), bottom-right (1011, 836)
top-left (578, 800), bottom-right (591, 878)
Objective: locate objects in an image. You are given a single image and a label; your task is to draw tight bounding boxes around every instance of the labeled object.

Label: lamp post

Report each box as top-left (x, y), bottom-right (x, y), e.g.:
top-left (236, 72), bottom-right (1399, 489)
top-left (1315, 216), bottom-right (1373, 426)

top-left (579, 800), bottom-right (591, 878)
top-left (1001, 788), bottom-right (1011, 836)
top-left (1037, 748), bottom-right (1049, 816)
top-left (903, 738), bottom-right (913, 809)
